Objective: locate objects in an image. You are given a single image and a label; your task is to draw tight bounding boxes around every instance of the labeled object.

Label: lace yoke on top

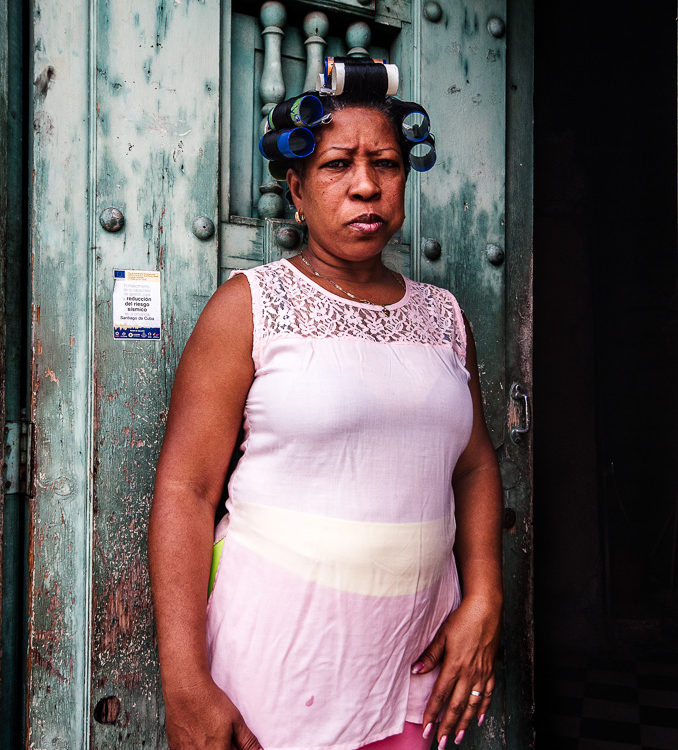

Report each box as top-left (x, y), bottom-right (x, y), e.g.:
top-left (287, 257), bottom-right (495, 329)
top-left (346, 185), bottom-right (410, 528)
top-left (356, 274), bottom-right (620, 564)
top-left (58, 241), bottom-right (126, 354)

top-left (233, 259), bottom-right (467, 363)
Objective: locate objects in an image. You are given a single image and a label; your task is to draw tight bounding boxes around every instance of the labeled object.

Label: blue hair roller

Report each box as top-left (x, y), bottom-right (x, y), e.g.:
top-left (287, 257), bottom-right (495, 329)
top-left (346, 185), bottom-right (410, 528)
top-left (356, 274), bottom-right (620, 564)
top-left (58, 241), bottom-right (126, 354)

top-left (259, 127), bottom-right (316, 160)
top-left (408, 135), bottom-right (437, 172)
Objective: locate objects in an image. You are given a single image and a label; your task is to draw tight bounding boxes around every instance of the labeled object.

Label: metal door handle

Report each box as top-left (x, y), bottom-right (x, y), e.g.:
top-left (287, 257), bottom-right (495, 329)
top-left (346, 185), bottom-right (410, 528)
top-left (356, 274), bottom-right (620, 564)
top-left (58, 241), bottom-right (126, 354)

top-left (510, 383), bottom-right (530, 443)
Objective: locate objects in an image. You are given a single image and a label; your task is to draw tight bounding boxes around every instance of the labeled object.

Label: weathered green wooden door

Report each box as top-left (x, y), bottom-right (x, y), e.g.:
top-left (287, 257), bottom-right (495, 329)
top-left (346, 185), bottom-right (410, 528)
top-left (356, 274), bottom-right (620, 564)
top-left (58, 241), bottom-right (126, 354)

top-left (23, 0), bottom-right (533, 747)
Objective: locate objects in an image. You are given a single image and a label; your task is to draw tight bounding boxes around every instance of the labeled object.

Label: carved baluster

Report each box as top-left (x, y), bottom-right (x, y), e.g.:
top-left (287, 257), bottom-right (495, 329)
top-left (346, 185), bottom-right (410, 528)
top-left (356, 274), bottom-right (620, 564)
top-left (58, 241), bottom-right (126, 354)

top-left (346, 21), bottom-right (371, 57)
top-left (258, 1), bottom-right (286, 219)
top-left (303, 11), bottom-right (329, 93)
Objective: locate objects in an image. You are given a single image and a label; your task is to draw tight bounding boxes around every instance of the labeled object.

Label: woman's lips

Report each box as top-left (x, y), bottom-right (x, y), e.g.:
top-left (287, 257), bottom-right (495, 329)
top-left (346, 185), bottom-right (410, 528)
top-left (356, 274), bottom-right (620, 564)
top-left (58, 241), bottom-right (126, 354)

top-left (349, 214), bottom-right (385, 234)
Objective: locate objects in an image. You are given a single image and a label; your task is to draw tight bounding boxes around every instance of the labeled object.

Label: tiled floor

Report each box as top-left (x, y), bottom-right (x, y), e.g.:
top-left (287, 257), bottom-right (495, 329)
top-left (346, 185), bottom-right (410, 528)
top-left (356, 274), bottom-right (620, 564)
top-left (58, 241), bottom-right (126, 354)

top-left (537, 654), bottom-right (678, 749)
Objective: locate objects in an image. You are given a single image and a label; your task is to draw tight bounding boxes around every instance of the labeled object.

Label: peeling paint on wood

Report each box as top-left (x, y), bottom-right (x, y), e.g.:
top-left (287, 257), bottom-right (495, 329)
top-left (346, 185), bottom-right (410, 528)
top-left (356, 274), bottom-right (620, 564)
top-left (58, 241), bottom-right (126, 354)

top-left (27, 0), bottom-right (95, 746)
top-left (90, 0), bottom-right (219, 746)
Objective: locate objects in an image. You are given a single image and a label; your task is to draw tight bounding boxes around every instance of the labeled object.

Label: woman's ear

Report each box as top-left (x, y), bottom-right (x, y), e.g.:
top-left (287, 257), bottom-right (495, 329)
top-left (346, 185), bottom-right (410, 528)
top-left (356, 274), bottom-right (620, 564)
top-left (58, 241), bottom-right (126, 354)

top-left (286, 167), bottom-right (302, 212)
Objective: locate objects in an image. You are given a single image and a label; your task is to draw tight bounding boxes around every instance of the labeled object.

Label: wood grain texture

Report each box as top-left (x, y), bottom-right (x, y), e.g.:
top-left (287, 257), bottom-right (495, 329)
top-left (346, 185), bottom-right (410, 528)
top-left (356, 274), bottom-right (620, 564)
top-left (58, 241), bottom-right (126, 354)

top-left (418, 0), bottom-right (507, 448)
top-left (27, 1), bottom-right (93, 746)
top-left (91, 0), bottom-right (219, 746)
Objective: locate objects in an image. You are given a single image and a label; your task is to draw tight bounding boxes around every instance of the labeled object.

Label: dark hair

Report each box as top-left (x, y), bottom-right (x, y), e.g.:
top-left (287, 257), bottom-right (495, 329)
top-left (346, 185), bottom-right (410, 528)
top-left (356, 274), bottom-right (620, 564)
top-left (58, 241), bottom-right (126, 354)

top-left (284, 94), bottom-right (411, 182)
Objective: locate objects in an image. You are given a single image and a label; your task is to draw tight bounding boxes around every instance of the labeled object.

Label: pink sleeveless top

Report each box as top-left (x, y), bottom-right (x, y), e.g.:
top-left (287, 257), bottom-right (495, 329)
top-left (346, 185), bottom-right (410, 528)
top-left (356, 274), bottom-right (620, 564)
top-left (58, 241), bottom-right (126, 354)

top-left (206, 259), bottom-right (473, 750)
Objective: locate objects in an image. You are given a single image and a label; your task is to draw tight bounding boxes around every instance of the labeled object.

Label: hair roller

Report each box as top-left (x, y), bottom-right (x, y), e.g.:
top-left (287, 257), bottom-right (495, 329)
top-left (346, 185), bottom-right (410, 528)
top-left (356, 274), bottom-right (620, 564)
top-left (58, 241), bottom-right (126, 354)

top-left (392, 100), bottom-right (432, 143)
top-left (317, 57), bottom-right (399, 98)
top-left (259, 127), bottom-right (316, 161)
top-left (267, 94), bottom-right (325, 131)
top-left (407, 134), bottom-right (437, 172)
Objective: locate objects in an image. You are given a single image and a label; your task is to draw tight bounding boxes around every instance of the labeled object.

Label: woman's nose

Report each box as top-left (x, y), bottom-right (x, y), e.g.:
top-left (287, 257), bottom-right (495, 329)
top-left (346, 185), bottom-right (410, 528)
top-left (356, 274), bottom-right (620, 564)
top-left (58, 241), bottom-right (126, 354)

top-left (349, 164), bottom-right (381, 200)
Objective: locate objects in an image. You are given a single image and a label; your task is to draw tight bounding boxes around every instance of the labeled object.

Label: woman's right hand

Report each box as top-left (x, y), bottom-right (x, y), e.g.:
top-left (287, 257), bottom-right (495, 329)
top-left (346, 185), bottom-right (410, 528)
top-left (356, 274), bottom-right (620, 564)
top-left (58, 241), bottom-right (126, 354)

top-left (164, 678), bottom-right (262, 750)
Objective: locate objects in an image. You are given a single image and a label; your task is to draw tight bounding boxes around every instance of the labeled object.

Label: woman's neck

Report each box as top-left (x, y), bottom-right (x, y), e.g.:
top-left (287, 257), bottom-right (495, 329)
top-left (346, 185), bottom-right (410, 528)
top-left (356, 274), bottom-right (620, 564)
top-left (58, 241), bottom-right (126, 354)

top-left (300, 245), bottom-right (389, 285)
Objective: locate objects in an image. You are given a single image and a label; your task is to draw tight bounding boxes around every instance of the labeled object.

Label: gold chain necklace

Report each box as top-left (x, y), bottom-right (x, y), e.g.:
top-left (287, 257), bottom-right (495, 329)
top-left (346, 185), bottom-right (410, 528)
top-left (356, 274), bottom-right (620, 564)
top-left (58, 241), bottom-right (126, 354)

top-left (298, 251), bottom-right (405, 316)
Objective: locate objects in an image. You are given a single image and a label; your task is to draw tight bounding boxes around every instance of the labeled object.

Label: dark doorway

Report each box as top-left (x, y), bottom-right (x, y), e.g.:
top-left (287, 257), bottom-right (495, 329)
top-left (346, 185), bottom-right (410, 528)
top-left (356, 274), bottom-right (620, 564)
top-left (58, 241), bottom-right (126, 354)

top-left (534, 2), bottom-right (678, 747)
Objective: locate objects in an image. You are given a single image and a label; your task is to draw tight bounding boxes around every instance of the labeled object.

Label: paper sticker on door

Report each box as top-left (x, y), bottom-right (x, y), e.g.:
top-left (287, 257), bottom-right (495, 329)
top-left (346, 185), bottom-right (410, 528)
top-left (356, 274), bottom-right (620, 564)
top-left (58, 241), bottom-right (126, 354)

top-left (113, 269), bottom-right (161, 339)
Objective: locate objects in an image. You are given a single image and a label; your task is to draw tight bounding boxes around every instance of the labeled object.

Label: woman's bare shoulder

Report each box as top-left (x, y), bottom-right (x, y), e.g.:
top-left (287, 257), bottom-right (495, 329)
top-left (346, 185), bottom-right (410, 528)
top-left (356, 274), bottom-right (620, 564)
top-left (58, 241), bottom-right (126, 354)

top-left (177, 272), bottom-right (254, 377)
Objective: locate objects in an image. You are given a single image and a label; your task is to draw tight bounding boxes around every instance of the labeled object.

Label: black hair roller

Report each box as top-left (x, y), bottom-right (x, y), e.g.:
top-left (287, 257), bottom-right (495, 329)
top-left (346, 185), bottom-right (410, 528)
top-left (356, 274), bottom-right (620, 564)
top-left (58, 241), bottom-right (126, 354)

top-left (267, 94), bottom-right (324, 131)
top-left (259, 127), bottom-right (316, 161)
top-left (392, 99), bottom-right (431, 143)
top-left (408, 134), bottom-right (437, 172)
top-left (319, 57), bottom-right (399, 98)
top-left (268, 160), bottom-right (292, 182)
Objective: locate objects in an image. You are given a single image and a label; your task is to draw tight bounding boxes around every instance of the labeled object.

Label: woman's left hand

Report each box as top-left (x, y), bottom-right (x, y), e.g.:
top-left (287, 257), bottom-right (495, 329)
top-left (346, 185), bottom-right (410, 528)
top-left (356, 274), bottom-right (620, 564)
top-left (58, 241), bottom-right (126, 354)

top-left (412, 593), bottom-right (502, 747)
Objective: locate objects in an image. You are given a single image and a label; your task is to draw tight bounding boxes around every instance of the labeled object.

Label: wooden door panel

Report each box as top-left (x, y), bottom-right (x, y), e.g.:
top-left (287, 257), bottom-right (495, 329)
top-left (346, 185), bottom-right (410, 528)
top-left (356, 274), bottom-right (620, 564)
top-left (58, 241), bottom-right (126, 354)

top-left (419, 0), bottom-right (507, 444)
top-left (91, 1), bottom-right (220, 746)
top-left (27, 3), bottom-right (94, 746)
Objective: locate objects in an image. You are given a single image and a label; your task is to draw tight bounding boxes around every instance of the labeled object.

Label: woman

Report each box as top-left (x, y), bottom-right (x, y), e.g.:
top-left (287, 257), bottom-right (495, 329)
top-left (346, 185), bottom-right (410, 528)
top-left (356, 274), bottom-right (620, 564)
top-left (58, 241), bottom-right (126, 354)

top-left (149, 71), bottom-right (503, 750)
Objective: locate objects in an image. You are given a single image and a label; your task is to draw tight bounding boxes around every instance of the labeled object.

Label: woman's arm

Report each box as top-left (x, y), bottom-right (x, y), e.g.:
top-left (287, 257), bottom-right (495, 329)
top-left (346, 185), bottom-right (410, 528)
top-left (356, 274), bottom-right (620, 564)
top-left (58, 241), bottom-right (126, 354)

top-left (414, 318), bottom-right (503, 747)
top-left (148, 274), bottom-right (261, 750)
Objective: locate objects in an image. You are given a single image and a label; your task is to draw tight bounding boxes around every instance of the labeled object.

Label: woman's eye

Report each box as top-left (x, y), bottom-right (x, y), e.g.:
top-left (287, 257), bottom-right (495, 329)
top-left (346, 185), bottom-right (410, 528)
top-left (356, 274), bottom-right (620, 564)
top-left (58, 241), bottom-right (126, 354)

top-left (375, 159), bottom-right (401, 169)
top-left (323, 159), bottom-right (349, 169)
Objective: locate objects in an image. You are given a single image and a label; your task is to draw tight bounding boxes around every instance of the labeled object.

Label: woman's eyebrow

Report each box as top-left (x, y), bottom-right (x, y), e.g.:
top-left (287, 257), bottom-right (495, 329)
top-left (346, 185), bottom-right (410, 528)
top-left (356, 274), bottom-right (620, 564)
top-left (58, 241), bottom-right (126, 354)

top-left (318, 146), bottom-right (399, 156)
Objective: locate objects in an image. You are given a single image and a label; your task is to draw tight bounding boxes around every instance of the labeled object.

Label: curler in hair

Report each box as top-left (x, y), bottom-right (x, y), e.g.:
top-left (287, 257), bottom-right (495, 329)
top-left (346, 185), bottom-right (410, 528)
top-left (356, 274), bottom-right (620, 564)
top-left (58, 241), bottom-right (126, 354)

top-left (396, 103), bottom-right (431, 143)
top-left (317, 57), bottom-right (399, 98)
top-left (408, 135), bottom-right (437, 172)
top-left (268, 160), bottom-right (291, 182)
top-left (259, 127), bottom-right (316, 161)
top-left (268, 94), bottom-right (325, 131)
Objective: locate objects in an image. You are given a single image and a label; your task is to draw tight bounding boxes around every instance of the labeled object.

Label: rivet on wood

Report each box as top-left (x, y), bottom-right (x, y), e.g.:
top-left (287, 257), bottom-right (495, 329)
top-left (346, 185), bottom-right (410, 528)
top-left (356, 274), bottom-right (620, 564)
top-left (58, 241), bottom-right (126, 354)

top-left (486, 243), bottom-right (505, 265)
top-left (487, 17), bottom-right (506, 38)
top-left (99, 207), bottom-right (125, 233)
top-left (275, 225), bottom-right (301, 249)
top-left (422, 238), bottom-right (442, 261)
top-left (423, 2), bottom-right (443, 23)
top-left (503, 507), bottom-right (517, 530)
top-left (192, 216), bottom-right (215, 240)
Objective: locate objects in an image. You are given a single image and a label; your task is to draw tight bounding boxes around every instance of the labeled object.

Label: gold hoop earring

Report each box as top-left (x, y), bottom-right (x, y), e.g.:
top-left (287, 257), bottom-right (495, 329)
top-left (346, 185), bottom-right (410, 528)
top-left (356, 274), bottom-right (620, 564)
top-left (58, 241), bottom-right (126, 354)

top-left (295, 210), bottom-right (305, 223)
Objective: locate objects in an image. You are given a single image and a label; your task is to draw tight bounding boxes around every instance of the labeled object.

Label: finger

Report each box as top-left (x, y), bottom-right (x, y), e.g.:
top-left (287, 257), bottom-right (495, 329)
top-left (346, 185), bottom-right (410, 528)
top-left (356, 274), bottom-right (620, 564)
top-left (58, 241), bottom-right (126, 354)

top-left (436, 679), bottom-right (474, 748)
top-left (420, 665), bottom-right (461, 731)
top-left (448, 687), bottom-right (484, 744)
top-left (232, 716), bottom-right (263, 750)
top-left (411, 631), bottom-right (446, 675)
top-left (477, 674), bottom-right (496, 726)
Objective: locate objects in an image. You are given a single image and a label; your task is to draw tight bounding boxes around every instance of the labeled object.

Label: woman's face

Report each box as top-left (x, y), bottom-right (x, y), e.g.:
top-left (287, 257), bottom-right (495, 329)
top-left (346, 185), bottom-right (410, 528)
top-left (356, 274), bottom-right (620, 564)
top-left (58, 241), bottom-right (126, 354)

top-left (287, 106), bottom-right (406, 264)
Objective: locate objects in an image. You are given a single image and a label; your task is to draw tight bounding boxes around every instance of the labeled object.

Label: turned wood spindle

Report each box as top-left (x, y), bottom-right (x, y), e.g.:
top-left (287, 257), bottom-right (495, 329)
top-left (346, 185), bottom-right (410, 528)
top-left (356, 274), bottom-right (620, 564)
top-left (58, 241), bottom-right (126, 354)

top-left (303, 11), bottom-right (329, 93)
top-left (258, 1), bottom-right (286, 219)
top-left (346, 21), bottom-right (372, 58)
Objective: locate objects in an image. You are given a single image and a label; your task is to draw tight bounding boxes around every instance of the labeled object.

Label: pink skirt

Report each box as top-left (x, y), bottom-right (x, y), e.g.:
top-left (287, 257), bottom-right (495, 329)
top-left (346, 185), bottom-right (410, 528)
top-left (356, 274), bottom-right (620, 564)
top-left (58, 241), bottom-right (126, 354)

top-left (360, 723), bottom-right (429, 750)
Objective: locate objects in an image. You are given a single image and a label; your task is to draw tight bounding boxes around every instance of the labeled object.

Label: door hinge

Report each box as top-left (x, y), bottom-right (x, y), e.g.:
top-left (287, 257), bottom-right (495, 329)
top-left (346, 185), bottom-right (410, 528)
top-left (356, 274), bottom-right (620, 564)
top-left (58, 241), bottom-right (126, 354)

top-left (3, 419), bottom-right (35, 496)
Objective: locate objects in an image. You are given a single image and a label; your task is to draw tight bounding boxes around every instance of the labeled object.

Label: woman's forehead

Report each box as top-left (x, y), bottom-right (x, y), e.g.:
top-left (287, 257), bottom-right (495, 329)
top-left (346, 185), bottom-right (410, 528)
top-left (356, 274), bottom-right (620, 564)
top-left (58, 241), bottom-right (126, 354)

top-left (315, 106), bottom-right (399, 149)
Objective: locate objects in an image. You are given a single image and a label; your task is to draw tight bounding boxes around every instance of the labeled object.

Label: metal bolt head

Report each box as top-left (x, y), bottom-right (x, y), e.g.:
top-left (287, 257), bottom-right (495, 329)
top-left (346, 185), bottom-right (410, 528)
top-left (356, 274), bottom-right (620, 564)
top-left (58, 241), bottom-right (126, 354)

top-left (257, 191), bottom-right (284, 219)
top-left (422, 238), bottom-right (442, 261)
top-left (486, 243), bottom-right (505, 265)
top-left (423, 1), bottom-right (443, 22)
top-left (276, 226), bottom-right (301, 250)
top-left (99, 207), bottom-right (124, 233)
top-left (487, 16), bottom-right (506, 38)
top-left (192, 216), bottom-right (215, 241)
top-left (502, 507), bottom-right (516, 530)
